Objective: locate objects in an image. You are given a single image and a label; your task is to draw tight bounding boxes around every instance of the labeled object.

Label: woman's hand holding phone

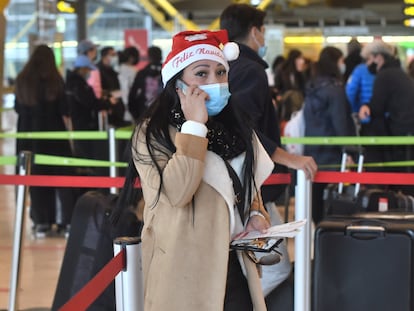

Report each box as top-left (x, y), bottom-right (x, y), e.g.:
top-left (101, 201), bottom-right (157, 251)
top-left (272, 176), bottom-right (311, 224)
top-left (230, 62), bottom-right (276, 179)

top-left (176, 79), bottom-right (208, 124)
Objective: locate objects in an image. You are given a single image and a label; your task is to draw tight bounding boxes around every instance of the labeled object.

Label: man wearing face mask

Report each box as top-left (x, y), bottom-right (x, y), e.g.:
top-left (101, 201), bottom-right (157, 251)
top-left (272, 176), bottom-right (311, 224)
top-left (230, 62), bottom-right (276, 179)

top-left (220, 3), bottom-right (317, 310)
top-left (94, 46), bottom-right (126, 128)
top-left (358, 41), bottom-right (414, 190)
top-left (65, 55), bottom-right (113, 174)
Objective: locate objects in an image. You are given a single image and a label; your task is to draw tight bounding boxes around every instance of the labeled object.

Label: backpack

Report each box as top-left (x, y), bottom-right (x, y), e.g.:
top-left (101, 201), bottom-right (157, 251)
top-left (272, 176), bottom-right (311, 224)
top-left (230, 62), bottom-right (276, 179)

top-left (283, 108), bottom-right (305, 156)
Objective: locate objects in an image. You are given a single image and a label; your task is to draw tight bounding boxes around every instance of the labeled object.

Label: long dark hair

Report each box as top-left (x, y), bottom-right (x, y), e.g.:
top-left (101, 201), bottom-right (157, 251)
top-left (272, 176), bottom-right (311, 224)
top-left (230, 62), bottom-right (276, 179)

top-left (15, 44), bottom-right (64, 107)
top-left (112, 72), bottom-right (258, 224)
top-left (277, 49), bottom-right (306, 93)
top-left (312, 46), bottom-right (343, 80)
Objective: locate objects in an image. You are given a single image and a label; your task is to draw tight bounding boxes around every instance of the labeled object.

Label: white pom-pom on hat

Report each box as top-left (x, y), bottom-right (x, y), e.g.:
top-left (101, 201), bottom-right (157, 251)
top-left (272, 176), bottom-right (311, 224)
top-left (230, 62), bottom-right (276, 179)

top-left (223, 42), bottom-right (239, 61)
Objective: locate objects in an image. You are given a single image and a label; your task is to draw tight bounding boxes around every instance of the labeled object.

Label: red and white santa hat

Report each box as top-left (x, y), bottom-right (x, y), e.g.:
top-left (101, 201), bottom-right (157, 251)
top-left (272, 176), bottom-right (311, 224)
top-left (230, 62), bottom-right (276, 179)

top-left (161, 29), bottom-right (239, 86)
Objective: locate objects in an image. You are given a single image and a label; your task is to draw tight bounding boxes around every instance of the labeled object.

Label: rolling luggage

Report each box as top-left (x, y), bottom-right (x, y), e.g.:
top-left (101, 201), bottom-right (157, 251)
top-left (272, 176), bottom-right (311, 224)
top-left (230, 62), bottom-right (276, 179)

top-left (323, 150), bottom-right (364, 217)
top-left (313, 212), bottom-right (414, 311)
top-left (324, 150), bottom-right (414, 217)
top-left (52, 190), bottom-right (142, 311)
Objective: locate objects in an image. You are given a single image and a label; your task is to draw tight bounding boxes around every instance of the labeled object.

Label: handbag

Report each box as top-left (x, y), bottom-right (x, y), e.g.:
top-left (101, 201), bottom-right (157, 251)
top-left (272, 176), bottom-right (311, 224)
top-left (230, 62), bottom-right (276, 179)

top-left (224, 161), bottom-right (282, 264)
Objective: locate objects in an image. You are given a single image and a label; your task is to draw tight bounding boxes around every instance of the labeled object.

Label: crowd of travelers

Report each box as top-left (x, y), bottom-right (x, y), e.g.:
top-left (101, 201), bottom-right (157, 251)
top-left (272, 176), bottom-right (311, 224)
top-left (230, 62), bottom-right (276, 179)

top-left (17, 29), bottom-right (414, 239)
top-left (13, 39), bottom-right (163, 238)
top-left (11, 3), bottom-right (414, 309)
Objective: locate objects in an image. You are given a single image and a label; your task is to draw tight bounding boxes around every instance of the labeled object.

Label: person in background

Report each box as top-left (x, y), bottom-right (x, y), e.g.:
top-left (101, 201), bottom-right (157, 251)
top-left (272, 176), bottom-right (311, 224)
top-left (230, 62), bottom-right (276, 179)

top-left (343, 37), bottom-right (362, 82)
top-left (303, 46), bottom-right (356, 224)
top-left (65, 54), bottom-right (115, 177)
top-left (220, 4), bottom-right (317, 310)
top-left (271, 55), bottom-right (285, 84)
top-left (78, 39), bottom-right (102, 101)
top-left (345, 41), bottom-right (376, 134)
top-left (118, 46), bottom-right (140, 123)
top-left (128, 45), bottom-right (163, 122)
top-left (77, 39), bottom-right (99, 62)
top-left (274, 49), bottom-right (307, 134)
top-left (274, 49), bottom-right (307, 96)
top-left (95, 46), bottom-right (126, 128)
top-left (359, 41), bottom-right (414, 195)
top-left (269, 55), bottom-right (286, 109)
top-left (116, 29), bottom-right (274, 311)
top-left (407, 58), bottom-right (414, 80)
top-left (14, 45), bottom-right (75, 238)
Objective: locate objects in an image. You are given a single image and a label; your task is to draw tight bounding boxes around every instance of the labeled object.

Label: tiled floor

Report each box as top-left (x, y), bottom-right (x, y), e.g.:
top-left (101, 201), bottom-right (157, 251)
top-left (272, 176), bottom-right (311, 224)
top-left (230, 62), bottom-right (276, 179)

top-left (0, 108), bottom-right (297, 310)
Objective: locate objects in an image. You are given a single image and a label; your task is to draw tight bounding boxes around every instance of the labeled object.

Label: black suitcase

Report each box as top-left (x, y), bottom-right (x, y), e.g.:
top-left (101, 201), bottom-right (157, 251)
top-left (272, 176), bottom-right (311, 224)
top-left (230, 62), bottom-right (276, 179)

top-left (356, 188), bottom-right (414, 212)
top-left (324, 150), bottom-right (414, 216)
top-left (52, 190), bottom-right (142, 311)
top-left (313, 213), bottom-right (414, 311)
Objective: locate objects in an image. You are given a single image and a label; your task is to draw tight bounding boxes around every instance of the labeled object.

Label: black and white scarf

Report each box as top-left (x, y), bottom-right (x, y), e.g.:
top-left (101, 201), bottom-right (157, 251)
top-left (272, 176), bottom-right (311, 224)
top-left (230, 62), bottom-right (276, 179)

top-left (169, 107), bottom-right (246, 160)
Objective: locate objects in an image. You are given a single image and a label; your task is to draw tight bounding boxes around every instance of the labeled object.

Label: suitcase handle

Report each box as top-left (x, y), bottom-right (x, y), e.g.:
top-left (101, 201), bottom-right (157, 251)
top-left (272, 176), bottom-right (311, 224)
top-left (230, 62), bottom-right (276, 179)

top-left (346, 225), bottom-right (386, 239)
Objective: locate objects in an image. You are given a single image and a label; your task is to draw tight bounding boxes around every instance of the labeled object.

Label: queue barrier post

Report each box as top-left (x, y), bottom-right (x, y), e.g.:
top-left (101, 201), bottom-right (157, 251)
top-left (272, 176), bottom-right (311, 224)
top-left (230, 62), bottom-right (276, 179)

top-left (113, 237), bottom-right (144, 311)
top-left (108, 127), bottom-right (117, 194)
top-left (294, 169), bottom-right (312, 311)
top-left (8, 151), bottom-right (32, 311)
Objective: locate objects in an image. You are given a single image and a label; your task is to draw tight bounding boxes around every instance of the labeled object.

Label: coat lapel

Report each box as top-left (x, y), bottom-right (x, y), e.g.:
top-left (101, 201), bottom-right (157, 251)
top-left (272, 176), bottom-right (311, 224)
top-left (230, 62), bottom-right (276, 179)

top-left (202, 151), bottom-right (236, 235)
top-left (201, 134), bottom-right (274, 237)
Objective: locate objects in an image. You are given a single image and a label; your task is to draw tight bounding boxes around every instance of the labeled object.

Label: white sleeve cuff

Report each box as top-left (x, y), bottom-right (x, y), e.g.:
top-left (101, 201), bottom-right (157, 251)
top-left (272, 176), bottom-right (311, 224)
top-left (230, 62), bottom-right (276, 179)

top-left (181, 120), bottom-right (208, 137)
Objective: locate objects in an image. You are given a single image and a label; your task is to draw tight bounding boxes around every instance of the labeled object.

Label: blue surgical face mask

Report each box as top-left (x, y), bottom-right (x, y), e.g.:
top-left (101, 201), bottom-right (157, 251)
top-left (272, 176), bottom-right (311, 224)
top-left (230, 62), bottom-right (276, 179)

top-left (253, 30), bottom-right (267, 58)
top-left (258, 45), bottom-right (267, 58)
top-left (198, 82), bottom-right (231, 116)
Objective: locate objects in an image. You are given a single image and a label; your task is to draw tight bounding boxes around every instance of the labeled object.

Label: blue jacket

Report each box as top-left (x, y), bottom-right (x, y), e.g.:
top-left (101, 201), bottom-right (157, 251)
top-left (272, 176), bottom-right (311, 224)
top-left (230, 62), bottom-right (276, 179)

top-left (345, 63), bottom-right (375, 113)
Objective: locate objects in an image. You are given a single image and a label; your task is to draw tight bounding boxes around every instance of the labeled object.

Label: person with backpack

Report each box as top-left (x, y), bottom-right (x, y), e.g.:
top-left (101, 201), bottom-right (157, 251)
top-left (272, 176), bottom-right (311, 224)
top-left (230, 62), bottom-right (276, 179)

top-left (128, 46), bottom-right (163, 122)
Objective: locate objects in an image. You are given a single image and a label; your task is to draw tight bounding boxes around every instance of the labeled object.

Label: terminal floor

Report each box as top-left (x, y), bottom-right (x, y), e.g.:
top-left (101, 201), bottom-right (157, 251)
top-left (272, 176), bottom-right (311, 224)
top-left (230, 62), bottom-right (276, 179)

top-left (0, 110), bottom-right (296, 310)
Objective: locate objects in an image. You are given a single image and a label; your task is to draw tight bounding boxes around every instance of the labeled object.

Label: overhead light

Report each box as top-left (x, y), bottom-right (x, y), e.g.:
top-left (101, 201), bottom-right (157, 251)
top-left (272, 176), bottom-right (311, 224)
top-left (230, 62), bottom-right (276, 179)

top-left (251, 0), bottom-right (261, 5)
top-left (56, 1), bottom-right (76, 13)
top-left (284, 36), bottom-right (324, 44)
top-left (404, 6), bottom-right (414, 16)
top-left (404, 18), bottom-right (414, 27)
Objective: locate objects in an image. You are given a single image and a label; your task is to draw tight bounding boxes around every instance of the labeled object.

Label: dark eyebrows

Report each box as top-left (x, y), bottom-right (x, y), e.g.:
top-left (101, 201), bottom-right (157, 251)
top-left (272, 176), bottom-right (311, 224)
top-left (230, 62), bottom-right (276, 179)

top-left (191, 62), bottom-right (226, 71)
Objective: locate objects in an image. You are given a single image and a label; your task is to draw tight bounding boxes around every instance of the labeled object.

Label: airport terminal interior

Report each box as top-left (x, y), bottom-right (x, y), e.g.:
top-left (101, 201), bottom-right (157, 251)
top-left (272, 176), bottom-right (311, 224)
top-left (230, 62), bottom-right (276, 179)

top-left (1, 0), bottom-right (414, 310)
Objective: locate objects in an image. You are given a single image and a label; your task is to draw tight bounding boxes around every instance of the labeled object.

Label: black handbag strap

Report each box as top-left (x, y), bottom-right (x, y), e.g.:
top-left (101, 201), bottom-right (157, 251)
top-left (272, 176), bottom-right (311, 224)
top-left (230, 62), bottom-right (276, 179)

top-left (224, 161), bottom-right (246, 223)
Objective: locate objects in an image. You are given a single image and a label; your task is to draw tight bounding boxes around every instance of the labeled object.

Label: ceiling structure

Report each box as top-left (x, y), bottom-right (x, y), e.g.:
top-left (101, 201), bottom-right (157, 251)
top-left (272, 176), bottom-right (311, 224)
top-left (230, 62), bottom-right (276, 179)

top-left (170, 0), bottom-right (406, 31)
top-left (96, 0), bottom-right (410, 35)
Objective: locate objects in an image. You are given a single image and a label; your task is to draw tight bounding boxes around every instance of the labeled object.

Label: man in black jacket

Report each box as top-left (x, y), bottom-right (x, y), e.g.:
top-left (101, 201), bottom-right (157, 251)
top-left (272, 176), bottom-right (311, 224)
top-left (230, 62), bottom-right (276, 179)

top-left (96, 46), bottom-right (126, 128)
top-left (220, 4), bottom-right (317, 310)
top-left (220, 4), bottom-right (317, 182)
top-left (359, 41), bottom-right (414, 194)
top-left (66, 55), bottom-right (112, 177)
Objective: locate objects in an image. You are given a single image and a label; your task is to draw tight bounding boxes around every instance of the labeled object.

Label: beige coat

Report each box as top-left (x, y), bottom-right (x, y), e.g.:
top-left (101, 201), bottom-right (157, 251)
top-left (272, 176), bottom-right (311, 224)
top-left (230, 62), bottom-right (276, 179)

top-left (133, 125), bottom-right (274, 311)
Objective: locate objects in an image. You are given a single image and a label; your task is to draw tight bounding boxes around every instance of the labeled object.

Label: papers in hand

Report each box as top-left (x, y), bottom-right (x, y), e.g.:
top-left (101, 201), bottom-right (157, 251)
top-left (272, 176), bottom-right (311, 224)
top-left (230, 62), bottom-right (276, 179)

top-left (232, 219), bottom-right (307, 242)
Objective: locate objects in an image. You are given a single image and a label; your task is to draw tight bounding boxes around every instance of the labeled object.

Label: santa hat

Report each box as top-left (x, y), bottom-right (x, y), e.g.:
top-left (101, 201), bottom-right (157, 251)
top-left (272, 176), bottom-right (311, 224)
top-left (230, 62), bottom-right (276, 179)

top-left (161, 30), bottom-right (239, 86)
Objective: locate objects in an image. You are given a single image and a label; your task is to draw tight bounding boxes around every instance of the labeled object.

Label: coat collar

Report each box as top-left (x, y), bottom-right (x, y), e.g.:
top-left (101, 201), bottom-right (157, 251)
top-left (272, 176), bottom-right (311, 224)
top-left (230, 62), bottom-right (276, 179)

top-left (202, 133), bottom-right (274, 236)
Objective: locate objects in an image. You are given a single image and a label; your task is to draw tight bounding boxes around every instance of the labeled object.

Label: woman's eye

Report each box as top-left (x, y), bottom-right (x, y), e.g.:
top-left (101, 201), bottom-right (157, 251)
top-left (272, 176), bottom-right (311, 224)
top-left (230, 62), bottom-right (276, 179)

top-left (195, 71), bottom-right (207, 77)
top-left (217, 69), bottom-right (227, 76)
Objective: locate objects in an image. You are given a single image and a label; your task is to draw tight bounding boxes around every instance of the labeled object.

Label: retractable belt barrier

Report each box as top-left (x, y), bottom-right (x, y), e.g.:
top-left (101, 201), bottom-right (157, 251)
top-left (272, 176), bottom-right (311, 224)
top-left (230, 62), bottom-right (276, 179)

top-left (4, 130), bottom-right (414, 311)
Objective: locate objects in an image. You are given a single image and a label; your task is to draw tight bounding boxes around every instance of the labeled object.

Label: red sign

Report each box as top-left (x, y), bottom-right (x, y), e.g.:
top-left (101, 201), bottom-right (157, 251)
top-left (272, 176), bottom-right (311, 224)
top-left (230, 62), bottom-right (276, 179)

top-left (124, 29), bottom-right (148, 70)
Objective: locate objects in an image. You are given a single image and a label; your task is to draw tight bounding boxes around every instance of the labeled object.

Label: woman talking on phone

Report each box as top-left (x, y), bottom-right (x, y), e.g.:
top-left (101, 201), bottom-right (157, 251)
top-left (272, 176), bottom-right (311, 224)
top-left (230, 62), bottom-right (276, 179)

top-left (114, 30), bottom-right (275, 311)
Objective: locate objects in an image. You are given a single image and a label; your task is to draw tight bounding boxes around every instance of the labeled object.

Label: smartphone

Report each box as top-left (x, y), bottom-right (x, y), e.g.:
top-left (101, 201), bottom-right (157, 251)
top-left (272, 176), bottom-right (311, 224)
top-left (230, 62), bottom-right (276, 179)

top-left (175, 79), bottom-right (188, 95)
